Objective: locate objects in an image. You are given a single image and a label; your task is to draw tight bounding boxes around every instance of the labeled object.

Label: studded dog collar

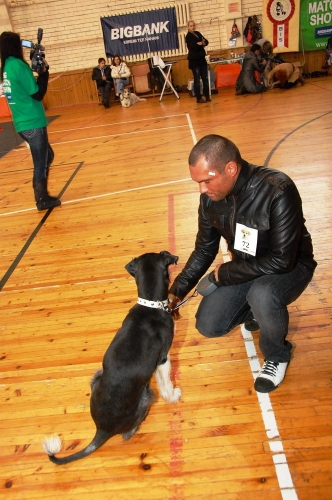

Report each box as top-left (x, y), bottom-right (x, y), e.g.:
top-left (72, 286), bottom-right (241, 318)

top-left (137, 297), bottom-right (171, 313)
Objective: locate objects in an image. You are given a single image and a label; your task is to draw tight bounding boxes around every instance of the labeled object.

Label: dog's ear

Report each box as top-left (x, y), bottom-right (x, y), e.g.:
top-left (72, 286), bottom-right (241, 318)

top-left (160, 250), bottom-right (178, 266)
top-left (125, 258), bottom-right (138, 277)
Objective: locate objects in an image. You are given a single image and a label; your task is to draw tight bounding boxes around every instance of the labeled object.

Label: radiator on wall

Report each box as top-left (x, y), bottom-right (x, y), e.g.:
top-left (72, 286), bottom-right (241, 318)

top-left (107, 3), bottom-right (190, 63)
top-left (174, 2), bottom-right (190, 27)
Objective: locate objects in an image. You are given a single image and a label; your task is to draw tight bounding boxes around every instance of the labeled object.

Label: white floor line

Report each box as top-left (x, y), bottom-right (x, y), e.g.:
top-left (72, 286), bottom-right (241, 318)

top-left (241, 325), bottom-right (298, 500)
top-left (220, 238), bottom-right (298, 499)
top-left (186, 113), bottom-right (197, 144)
top-left (60, 177), bottom-right (192, 205)
top-left (2, 112), bottom-right (194, 217)
top-left (52, 124), bottom-right (189, 146)
top-left (0, 206), bottom-right (37, 216)
top-left (48, 113), bottom-right (189, 134)
top-left (0, 177), bottom-right (192, 217)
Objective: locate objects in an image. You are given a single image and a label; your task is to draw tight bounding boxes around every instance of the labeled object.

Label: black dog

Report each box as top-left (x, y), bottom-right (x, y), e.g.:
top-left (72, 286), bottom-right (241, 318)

top-left (42, 251), bottom-right (181, 464)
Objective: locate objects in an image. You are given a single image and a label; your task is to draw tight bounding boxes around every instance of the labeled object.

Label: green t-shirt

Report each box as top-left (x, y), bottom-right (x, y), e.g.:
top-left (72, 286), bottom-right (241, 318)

top-left (2, 56), bottom-right (47, 133)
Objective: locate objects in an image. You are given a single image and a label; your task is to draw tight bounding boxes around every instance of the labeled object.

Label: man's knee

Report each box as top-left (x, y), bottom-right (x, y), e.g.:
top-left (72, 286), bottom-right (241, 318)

top-left (247, 279), bottom-right (275, 310)
top-left (195, 316), bottom-right (229, 338)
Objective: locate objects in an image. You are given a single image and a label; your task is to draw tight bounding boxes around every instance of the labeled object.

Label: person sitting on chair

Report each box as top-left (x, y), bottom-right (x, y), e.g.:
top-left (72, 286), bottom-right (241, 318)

top-left (110, 55), bottom-right (131, 101)
top-left (92, 58), bottom-right (113, 108)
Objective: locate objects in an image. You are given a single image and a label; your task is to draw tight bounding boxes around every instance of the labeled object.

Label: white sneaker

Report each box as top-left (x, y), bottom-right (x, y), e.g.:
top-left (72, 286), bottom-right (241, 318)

top-left (254, 360), bottom-right (289, 393)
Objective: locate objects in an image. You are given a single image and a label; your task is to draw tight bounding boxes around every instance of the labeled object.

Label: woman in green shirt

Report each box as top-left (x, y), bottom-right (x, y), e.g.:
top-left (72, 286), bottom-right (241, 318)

top-left (0, 31), bottom-right (60, 211)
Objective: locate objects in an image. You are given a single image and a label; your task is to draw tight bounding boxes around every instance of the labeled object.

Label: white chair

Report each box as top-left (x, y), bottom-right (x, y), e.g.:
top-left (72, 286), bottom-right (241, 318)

top-left (149, 56), bottom-right (180, 102)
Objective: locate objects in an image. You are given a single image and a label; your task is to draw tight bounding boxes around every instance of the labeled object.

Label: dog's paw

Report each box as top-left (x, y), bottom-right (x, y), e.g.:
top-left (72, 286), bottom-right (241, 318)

top-left (165, 387), bottom-right (182, 403)
top-left (173, 387), bottom-right (182, 402)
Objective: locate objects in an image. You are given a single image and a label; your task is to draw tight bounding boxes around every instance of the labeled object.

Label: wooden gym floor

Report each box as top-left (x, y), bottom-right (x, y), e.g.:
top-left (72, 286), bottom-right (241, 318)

top-left (0, 78), bottom-right (331, 499)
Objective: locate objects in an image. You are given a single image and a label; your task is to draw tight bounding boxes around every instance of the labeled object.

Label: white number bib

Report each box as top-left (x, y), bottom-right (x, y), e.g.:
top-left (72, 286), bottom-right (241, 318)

top-left (234, 223), bottom-right (258, 256)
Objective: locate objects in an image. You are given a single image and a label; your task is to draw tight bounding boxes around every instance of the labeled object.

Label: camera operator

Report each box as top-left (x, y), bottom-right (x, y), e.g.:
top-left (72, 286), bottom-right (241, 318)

top-left (0, 31), bottom-right (61, 211)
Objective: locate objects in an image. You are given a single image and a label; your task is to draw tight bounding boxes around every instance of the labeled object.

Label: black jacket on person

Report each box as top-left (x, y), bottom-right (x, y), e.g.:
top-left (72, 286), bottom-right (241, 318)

top-left (169, 161), bottom-right (317, 300)
top-left (92, 65), bottom-right (113, 88)
top-left (235, 51), bottom-right (266, 94)
top-left (185, 30), bottom-right (209, 69)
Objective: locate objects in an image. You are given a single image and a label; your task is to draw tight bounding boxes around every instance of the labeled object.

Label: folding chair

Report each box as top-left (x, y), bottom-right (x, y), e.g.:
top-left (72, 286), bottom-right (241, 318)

top-left (149, 56), bottom-right (180, 101)
top-left (131, 63), bottom-right (152, 95)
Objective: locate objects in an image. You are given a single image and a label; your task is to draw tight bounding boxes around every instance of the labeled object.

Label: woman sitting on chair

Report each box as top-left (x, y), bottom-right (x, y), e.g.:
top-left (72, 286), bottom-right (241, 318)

top-left (111, 55), bottom-right (131, 101)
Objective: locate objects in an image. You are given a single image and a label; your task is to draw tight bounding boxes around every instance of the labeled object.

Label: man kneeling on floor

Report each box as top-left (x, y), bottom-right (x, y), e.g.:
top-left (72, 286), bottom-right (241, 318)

top-left (169, 134), bottom-right (317, 393)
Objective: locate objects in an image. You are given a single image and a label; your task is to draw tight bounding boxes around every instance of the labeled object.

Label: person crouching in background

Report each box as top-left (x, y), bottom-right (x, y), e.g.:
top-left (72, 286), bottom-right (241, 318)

top-left (235, 44), bottom-right (267, 95)
top-left (268, 62), bottom-right (305, 89)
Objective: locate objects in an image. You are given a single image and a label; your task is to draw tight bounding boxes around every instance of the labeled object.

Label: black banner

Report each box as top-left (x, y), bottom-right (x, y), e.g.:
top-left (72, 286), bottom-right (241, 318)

top-left (101, 7), bottom-right (178, 57)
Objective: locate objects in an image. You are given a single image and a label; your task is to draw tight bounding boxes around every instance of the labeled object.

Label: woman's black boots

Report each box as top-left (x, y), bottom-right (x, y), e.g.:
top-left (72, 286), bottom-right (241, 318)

top-left (33, 178), bottom-right (61, 211)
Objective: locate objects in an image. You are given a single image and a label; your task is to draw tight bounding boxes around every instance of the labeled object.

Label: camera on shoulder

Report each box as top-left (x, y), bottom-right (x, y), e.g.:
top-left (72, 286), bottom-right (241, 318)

top-left (21, 28), bottom-right (46, 74)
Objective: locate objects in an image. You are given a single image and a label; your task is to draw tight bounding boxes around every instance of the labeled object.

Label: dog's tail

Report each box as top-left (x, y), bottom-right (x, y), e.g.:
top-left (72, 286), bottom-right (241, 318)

top-left (42, 429), bottom-right (111, 465)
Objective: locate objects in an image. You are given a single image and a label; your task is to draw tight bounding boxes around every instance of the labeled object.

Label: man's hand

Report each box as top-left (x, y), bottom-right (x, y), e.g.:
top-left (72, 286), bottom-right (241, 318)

top-left (42, 57), bottom-right (49, 69)
top-left (168, 293), bottom-right (182, 320)
top-left (214, 264), bottom-right (221, 281)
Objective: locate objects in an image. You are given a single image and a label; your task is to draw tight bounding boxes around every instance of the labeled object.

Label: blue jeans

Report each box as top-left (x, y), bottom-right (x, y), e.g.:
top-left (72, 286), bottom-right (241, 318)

top-left (115, 78), bottom-right (130, 95)
top-left (18, 127), bottom-right (54, 181)
top-left (195, 263), bottom-right (314, 362)
top-left (191, 65), bottom-right (209, 98)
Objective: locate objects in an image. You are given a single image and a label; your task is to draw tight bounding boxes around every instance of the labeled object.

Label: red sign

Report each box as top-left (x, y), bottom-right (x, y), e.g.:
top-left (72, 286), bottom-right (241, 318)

top-left (266, 0), bottom-right (295, 48)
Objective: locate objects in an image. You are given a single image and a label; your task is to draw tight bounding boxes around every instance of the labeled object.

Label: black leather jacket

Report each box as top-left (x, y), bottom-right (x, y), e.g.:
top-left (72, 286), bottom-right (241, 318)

top-left (169, 161), bottom-right (317, 300)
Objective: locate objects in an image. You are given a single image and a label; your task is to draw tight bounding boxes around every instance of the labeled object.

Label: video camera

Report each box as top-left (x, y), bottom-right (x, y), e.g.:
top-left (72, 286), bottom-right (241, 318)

top-left (21, 28), bottom-right (46, 74)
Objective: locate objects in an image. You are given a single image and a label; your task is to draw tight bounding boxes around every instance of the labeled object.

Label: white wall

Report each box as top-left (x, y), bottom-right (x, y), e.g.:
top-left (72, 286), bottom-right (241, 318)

top-left (1, 0), bottom-right (263, 73)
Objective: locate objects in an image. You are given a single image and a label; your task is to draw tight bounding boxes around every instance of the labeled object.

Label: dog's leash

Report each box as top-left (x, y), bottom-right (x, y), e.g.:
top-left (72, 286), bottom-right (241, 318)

top-left (171, 289), bottom-right (198, 312)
